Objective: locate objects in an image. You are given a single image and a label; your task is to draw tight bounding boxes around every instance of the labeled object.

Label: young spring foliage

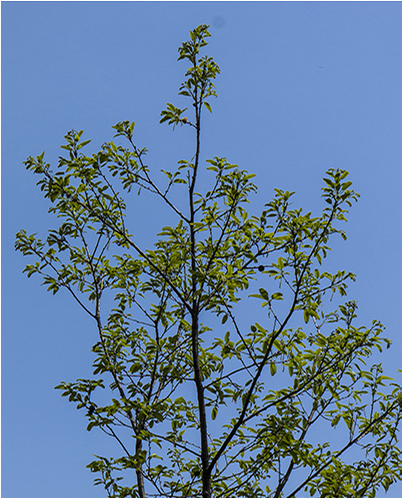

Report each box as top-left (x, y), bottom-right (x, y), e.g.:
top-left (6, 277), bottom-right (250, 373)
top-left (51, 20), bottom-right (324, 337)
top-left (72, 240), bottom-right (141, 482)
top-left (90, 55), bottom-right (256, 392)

top-left (16, 24), bottom-right (401, 498)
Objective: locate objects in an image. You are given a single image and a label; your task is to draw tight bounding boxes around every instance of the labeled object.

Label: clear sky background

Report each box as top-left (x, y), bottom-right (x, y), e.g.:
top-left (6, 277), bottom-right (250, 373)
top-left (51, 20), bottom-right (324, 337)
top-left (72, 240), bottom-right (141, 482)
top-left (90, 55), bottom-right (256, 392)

top-left (2, 2), bottom-right (402, 497)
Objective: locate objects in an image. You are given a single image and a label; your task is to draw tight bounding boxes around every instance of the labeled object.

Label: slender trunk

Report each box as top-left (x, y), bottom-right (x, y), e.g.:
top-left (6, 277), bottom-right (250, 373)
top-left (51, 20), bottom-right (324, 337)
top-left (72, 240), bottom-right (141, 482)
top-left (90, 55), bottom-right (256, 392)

top-left (135, 428), bottom-right (147, 498)
top-left (189, 88), bottom-right (211, 498)
top-left (191, 309), bottom-right (211, 498)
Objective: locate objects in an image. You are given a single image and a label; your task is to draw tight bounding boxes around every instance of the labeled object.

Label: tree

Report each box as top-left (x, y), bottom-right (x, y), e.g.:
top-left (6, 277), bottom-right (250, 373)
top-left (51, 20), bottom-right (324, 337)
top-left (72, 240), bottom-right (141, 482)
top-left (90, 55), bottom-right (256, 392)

top-left (16, 24), bottom-right (401, 498)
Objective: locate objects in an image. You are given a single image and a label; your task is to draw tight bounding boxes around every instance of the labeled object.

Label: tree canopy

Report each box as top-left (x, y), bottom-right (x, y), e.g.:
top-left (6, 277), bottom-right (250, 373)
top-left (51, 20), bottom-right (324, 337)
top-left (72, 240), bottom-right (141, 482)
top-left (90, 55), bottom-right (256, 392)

top-left (16, 24), bottom-right (401, 498)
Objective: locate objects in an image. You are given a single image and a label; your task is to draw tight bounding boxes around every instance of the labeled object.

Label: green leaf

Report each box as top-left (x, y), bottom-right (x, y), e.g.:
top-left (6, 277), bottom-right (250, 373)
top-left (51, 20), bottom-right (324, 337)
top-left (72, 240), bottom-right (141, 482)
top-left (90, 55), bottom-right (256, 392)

top-left (211, 406), bottom-right (218, 420)
top-left (204, 101), bottom-right (212, 113)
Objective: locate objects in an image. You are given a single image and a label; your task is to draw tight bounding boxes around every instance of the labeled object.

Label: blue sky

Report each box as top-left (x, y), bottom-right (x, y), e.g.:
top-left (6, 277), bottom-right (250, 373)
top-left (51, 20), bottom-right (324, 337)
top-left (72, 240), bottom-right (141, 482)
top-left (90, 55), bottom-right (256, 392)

top-left (2, 2), bottom-right (402, 497)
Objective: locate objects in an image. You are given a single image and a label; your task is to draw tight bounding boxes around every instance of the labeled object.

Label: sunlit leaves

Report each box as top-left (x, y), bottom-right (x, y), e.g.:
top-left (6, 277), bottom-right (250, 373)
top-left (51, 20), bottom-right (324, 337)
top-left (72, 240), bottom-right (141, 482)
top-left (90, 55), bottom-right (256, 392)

top-left (15, 23), bottom-right (402, 498)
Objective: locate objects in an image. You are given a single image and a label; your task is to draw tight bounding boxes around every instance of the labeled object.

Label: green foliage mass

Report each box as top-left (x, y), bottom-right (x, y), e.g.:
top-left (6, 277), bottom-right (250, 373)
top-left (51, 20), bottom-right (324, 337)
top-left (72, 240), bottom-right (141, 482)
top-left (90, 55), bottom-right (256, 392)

top-left (16, 24), bottom-right (401, 498)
